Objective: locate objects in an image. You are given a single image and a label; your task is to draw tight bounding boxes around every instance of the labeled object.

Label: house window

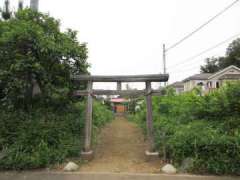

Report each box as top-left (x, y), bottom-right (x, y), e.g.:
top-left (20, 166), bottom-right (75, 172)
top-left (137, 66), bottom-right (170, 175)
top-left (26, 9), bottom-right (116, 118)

top-left (208, 81), bottom-right (212, 88)
top-left (216, 82), bottom-right (220, 88)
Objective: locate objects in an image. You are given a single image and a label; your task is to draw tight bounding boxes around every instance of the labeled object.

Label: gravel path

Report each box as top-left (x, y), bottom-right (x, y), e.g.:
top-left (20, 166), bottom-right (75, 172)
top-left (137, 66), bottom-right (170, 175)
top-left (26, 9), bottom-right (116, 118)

top-left (79, 116), bottom-right (160, 173)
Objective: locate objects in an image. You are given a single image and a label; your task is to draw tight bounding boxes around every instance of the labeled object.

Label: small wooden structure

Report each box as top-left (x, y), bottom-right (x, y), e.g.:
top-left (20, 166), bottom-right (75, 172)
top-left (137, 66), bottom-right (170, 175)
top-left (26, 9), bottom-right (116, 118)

top-left (110, 98), bottom-right (128, 113)
top-left (72, 74), bottom-right (169, 160)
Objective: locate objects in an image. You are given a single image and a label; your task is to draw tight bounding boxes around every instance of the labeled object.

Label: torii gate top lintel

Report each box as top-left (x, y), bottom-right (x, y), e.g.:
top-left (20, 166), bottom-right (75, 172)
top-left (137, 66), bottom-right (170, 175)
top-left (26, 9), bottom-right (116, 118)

top-left (72, 73), bottom-right (169, 82)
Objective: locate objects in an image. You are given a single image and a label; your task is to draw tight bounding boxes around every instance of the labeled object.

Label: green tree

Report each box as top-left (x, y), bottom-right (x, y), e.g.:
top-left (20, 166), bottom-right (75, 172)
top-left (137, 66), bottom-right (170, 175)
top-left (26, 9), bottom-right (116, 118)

top-left (0, 9), bottom-right (89, 110)
top-left (220, 38), bottom-right (240, 68)
top-left (201, 38), bottom-right (240, 73)
top-left (200, 57), bottom-right (220, 73)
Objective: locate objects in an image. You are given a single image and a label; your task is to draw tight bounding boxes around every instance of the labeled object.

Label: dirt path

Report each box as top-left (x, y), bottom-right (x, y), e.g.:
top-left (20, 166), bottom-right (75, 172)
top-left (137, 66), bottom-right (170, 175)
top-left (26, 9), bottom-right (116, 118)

top-left (79, 116), bottom-right (160, 173)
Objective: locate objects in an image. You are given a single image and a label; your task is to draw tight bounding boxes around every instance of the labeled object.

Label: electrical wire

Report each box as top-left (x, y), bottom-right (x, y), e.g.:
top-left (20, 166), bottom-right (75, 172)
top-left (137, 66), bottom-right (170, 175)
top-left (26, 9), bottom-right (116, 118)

top-left (170, 65), bottom-right (201, 75)
top-left (167, 32), bottom-right (240, 70)
top-left (166, 0), bottom-right (240, 52)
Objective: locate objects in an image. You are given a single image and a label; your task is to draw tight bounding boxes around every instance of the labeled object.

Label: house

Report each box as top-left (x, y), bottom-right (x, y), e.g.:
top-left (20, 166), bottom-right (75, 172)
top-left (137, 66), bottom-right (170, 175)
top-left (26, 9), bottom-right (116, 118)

top-left (168, 81), bottom-right (184, 94)
top-left (183, 65), bottom-right (240, 92)
top-left (183, 73), bottom-right (212, 92)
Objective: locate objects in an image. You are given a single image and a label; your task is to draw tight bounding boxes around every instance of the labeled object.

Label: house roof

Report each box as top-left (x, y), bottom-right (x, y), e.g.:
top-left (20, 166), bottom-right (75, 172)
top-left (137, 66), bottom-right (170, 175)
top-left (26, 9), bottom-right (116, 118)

top-left (182, 65), bottom-right (240, 83)
top-left (169, 81), bottom-right (184, 88)
top-left (208, 65), bottom-right (240, 80)
top-left (182, 73), bottom-right (212, 82)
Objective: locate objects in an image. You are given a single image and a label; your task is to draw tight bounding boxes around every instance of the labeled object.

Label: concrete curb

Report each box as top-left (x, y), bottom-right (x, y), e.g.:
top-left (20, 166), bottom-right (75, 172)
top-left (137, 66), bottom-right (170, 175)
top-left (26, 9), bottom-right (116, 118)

top-left (0, 171), bottom-right (238, 180)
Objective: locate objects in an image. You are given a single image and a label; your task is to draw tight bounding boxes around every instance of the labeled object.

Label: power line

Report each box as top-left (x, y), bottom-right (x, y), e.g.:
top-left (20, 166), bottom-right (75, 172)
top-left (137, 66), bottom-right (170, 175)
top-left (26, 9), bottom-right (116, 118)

top-left (165, 0), bottom-right (240, 52)
top-left (170, 65), bottom-right (202, 75)
top-left (169, 52), bottom-right (221, 75)
top-left (167, 32), bottom-right (240, 70)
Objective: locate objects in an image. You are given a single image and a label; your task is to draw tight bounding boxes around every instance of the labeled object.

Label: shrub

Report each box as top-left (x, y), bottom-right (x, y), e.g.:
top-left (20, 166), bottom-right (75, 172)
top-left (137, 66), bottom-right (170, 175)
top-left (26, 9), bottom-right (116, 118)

top-left (165, 121), bottom-right (240, 174)
top-left (132, 82), bottom-right (240, 175)
top-left (0, 105), bottom-right (84, 170)
top-left (0, 100), bottom-right (113, 170)
top-left (93, 101), bottom-right (114, 128)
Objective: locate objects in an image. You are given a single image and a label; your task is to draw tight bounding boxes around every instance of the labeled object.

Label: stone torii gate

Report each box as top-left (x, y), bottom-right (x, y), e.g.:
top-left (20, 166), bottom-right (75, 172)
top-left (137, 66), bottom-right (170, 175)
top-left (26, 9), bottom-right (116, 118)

top-left (72, 74), bottom-right (169, 160)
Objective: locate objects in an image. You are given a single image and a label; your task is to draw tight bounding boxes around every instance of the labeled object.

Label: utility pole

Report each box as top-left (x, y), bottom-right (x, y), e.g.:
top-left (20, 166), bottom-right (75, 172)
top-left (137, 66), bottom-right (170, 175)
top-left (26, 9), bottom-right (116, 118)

top-left (30, 0), bottom-right (39, 11)
top-left (163, 44), bottom-right (167, 86)
top-left (18, 0), bottom-right (24, 10)
top-left (2, 0), bottom-right (11, 20)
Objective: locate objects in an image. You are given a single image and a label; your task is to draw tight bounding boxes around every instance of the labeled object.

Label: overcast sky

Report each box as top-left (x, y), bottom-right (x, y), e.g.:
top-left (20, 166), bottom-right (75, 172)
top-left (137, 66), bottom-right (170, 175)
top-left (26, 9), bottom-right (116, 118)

top-left (1, 0), bottom-right (240, 89)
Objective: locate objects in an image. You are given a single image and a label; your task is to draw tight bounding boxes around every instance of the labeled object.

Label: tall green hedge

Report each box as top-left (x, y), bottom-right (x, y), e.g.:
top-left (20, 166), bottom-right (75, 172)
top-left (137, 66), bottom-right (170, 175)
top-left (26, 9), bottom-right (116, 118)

top-left (0, 100), bottom-right (113, 170)
top-left (131, 82), bottom-right (240, 175)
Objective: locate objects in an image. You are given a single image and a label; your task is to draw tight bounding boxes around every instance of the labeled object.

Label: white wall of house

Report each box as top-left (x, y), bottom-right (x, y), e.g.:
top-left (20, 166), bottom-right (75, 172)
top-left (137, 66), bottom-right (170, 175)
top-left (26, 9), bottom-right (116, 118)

top-left (184, 80), bottom-right (194, 91)
top-left (175, 87), bottom-right (184, 94)
top-left (184, 80), bottom-right (208, 92)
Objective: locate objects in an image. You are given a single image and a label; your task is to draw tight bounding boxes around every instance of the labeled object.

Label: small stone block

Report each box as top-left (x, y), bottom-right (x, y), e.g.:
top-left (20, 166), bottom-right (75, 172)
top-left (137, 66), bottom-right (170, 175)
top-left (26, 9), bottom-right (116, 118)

top-left (81, 150), bottom-right (94, 161)
top-left (145, 150), bottom-right (159, 161)
top-left (64, 162), bottom-right (79, 171)
top-left (161, 164), bottom-right (177, 174)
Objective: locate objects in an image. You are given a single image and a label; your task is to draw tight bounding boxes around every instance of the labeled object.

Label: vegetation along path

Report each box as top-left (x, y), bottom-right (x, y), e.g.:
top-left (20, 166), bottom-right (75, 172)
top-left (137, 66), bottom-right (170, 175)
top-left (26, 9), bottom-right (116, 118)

top-left (79, 116), bottom-right (159, 173)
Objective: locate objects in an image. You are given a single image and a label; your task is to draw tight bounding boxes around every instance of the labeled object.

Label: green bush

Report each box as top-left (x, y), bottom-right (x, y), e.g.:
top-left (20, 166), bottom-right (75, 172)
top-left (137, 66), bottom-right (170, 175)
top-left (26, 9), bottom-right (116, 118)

top-left (0, 105), bottom-right (84, 169)
top-left (0, 100), bottom-right (113, 170)
top-left (93, 101), bottom-right (114, 128)
top-left (165, 121), bottom-right (240, 174)
top-left (132, 82), bottom-right (240, 175)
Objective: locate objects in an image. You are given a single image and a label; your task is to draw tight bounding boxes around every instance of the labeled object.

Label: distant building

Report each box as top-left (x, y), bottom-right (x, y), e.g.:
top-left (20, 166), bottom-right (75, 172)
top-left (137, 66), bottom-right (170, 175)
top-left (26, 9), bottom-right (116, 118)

top-left (168, 81), bottom-right (184, 94)
top-left (183, 65), bottom-right (240, 92)
top-left (110, 98), bottom-right (128, 113)
top-left (183, 73), bottom-right (212, 92)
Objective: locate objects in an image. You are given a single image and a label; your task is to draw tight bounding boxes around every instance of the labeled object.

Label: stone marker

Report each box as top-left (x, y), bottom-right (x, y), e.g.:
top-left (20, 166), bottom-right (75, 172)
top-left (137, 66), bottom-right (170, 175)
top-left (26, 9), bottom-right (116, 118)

top-left (63, 162), bottom-right (79, 171)
top-left (161, 164), bottom-right (177, 174)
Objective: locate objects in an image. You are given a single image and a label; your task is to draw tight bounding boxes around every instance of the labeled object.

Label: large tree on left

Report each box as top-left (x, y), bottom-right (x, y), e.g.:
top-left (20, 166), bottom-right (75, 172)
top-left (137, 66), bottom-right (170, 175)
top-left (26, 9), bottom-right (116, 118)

top-left (0, 9), bottom-right (89, 110)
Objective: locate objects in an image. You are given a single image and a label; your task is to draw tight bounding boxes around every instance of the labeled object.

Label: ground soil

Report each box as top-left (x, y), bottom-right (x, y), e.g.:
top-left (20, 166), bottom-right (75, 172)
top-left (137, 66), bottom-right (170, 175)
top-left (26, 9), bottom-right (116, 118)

top-left (79, 116), bottom-right (160, 173)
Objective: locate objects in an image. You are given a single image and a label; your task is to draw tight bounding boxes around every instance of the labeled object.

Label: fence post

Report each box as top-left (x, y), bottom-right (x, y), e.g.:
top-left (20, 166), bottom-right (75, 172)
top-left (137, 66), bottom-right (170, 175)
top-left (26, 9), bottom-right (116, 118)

top-left (81, 81), bottom-right (94, 160)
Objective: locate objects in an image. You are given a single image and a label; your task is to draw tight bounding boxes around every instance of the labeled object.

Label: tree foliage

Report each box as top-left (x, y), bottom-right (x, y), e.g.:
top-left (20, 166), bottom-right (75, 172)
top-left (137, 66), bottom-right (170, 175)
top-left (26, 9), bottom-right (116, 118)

top-left (0, 100), bottom-right (113, 170)
top-left (0, 9), bottom-right (89, 110)
top-left (201, 38), bottom-right (240, 73)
